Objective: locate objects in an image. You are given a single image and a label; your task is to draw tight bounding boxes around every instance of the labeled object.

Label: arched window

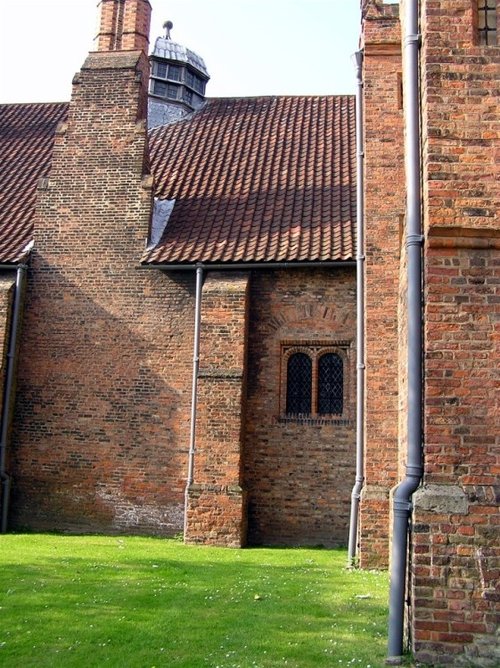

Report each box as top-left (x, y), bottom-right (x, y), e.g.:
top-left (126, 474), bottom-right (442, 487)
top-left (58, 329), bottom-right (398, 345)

top-left (317, 353), bottom-right (343, 415)
top-left (286, 353), bottom-right (312, 415)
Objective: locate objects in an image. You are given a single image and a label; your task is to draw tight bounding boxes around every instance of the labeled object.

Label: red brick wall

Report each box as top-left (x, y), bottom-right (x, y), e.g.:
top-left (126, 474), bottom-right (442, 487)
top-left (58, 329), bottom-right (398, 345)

top-left (244, 268), bottom-right (356, 547)
top-left (360, 1), bottom-right (405, 567)
top-left (11, 48), bottom-right (198, 535)
top-left (420, 0), bottom-right (498, 237)
top-left (412, 0), bottom-right (500, 662)
top-left (186, 272), bottom-right (250, 547)
top-left (413, 240), bottom-right (499, 665)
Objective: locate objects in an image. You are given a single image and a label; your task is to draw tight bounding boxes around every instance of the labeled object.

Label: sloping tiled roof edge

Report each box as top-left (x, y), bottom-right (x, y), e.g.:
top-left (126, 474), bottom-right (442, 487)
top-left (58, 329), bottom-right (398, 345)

top-left (144, 95), bottom-right (356, 265)
top-left (0, 102), bottom-right (69, 263)
top-left (0, 95), bottom-right (356, 266)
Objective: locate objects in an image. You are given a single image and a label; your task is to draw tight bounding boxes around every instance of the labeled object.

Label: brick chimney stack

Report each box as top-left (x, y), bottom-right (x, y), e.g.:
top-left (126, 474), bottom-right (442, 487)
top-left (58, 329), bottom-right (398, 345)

top-left (95, 0), bottom-right (152, 53)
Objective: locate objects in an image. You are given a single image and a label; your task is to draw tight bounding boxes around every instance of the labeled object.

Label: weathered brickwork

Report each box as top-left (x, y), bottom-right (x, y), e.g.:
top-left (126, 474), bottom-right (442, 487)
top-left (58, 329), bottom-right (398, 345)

top-left (420, 0), bottom-right (499, 237)
top-left (244, 268), bottom-right (356, 547)
top-left (10, 21), bottom-right (199, 535)
top-left (411, 0), bottom-right (500, 663)
top-left (413, 241), bottom-right (499, 666)
top-left (186, 272), bottom-right (250, 547)
top-left (360, 2), bottom-right (405, 567)
top-left (361, 1), bottom-right (499, 663)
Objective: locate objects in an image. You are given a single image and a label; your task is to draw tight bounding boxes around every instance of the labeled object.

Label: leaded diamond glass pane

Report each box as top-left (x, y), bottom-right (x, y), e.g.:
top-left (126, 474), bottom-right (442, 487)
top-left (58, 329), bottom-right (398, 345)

top-left (478, 0), bottom-right (497, 44)
top-left (318, 353), bottom-right (343, 415)
top-left (286, 353), bottom-right (312, 415)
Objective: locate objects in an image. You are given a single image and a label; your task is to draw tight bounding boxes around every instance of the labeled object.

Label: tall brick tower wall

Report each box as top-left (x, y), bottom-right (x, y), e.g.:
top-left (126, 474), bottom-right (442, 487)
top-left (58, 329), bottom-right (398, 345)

top-left (359, 1), bottom-right (405, 568)
top-left (410, 0), bottom-right (499, 664)
top-left (11, 0), bottom-right (198, 535)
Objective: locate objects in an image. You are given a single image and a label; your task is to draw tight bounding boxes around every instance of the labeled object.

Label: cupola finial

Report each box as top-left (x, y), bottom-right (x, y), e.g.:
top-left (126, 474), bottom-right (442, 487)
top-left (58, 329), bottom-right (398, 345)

top-left (163, 20), bottom-right (173, 40)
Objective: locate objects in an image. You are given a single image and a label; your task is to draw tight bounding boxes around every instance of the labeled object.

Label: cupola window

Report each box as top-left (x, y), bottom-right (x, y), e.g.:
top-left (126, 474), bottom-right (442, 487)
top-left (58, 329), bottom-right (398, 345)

top-left (155, 62), bottom-right (167, 78)
top-left (166, 84), bottom-right (178, 100)
top-left (153, 80), bottom-right (167, 97)
top-left (168, 65), bottom-right (182, 82)
top-left (193, 76), bottom-right (205, 95)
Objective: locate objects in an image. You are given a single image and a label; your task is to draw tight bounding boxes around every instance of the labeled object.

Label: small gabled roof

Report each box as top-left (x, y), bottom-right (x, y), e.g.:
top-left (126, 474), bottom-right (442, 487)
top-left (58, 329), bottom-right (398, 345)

top-left (0, 102), bottom-right (68, 263)
top-left (144, 95), bottom-right (356, 265)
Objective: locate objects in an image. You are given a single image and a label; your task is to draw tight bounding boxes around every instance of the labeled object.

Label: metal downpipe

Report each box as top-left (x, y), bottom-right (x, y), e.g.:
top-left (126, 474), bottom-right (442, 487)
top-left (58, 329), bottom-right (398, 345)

top-left (183, 265), bottom-right (203, 540)
top-left (1, 264), bottom-right (27, 533)
top-left (348, 49), bottom-right (365, 566)
top-left (387, 0), bottom-right (424, 662)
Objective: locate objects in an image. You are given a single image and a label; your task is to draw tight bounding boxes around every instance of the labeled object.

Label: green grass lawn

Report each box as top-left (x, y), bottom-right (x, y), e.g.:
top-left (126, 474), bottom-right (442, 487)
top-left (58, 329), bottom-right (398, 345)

top-left (0, 534), bottom-right (388, 667)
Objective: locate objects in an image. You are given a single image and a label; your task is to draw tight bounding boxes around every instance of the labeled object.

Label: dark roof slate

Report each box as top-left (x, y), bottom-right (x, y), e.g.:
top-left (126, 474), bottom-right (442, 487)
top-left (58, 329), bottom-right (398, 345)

top-left (144, 95), bottom-right (356, 264)
top-left (0, 102), bottom-right (69, 263)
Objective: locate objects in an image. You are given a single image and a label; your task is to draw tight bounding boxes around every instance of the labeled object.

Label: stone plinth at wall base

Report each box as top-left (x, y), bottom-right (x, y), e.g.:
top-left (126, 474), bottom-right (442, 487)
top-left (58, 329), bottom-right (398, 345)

top-left (412, 484), bottom-right (500, 667)
top-left (359, 484), bottom-right (391, 568)
top-left (185, 483), bottom-right (247, 547)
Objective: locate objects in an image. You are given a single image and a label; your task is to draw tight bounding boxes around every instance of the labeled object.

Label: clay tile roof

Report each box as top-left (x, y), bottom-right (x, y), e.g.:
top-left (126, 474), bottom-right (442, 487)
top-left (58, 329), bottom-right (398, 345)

top-left (0, 95), bottom-right (356, 266)
top-left (144, 95), bottom-right (356, 265)
top-left (0, 102), bottom-right (69, 263)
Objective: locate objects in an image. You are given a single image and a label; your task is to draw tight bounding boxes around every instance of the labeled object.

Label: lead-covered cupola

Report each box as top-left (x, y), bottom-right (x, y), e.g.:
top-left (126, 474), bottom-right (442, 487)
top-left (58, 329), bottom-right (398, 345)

top-left (148, 21), bottom-right (210, 127)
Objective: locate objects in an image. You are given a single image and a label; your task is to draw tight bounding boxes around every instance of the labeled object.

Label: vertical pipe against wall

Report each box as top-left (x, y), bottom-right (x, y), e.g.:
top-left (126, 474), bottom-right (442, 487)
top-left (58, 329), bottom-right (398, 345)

top-left (0, 264), bottom-right (27, 533)
top-left (183, 265), bottom-right (203, 540)
top-left (387, 0), bottom-right (424, 662)
top-left (348, 49), bottom-right (365, 566)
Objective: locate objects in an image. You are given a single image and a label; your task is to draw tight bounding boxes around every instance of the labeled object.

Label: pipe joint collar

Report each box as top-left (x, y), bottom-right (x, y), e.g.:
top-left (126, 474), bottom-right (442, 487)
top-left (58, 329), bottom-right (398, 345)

top-left (393, 498), bottom-right (412, 515)
top-left (406, 464), bottom-right (423, 478)
top-left (404, 33), bottom-right (421, 47)
top-left (406, 234), bottom-right (424, 248)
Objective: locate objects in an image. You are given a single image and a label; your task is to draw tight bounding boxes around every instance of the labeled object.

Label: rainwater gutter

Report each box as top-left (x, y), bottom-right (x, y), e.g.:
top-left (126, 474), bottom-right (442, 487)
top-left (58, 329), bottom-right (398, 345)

top-left (0, 264), bottom-right (27, 533)
top-left (183, 264), bottom-right (203, 540)
top-left (387, 0), bottom-right (424, 662)
top-left (348, 49), bottom-right (365, 567)
top-left (139, 261), bottom-right (356, 272)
